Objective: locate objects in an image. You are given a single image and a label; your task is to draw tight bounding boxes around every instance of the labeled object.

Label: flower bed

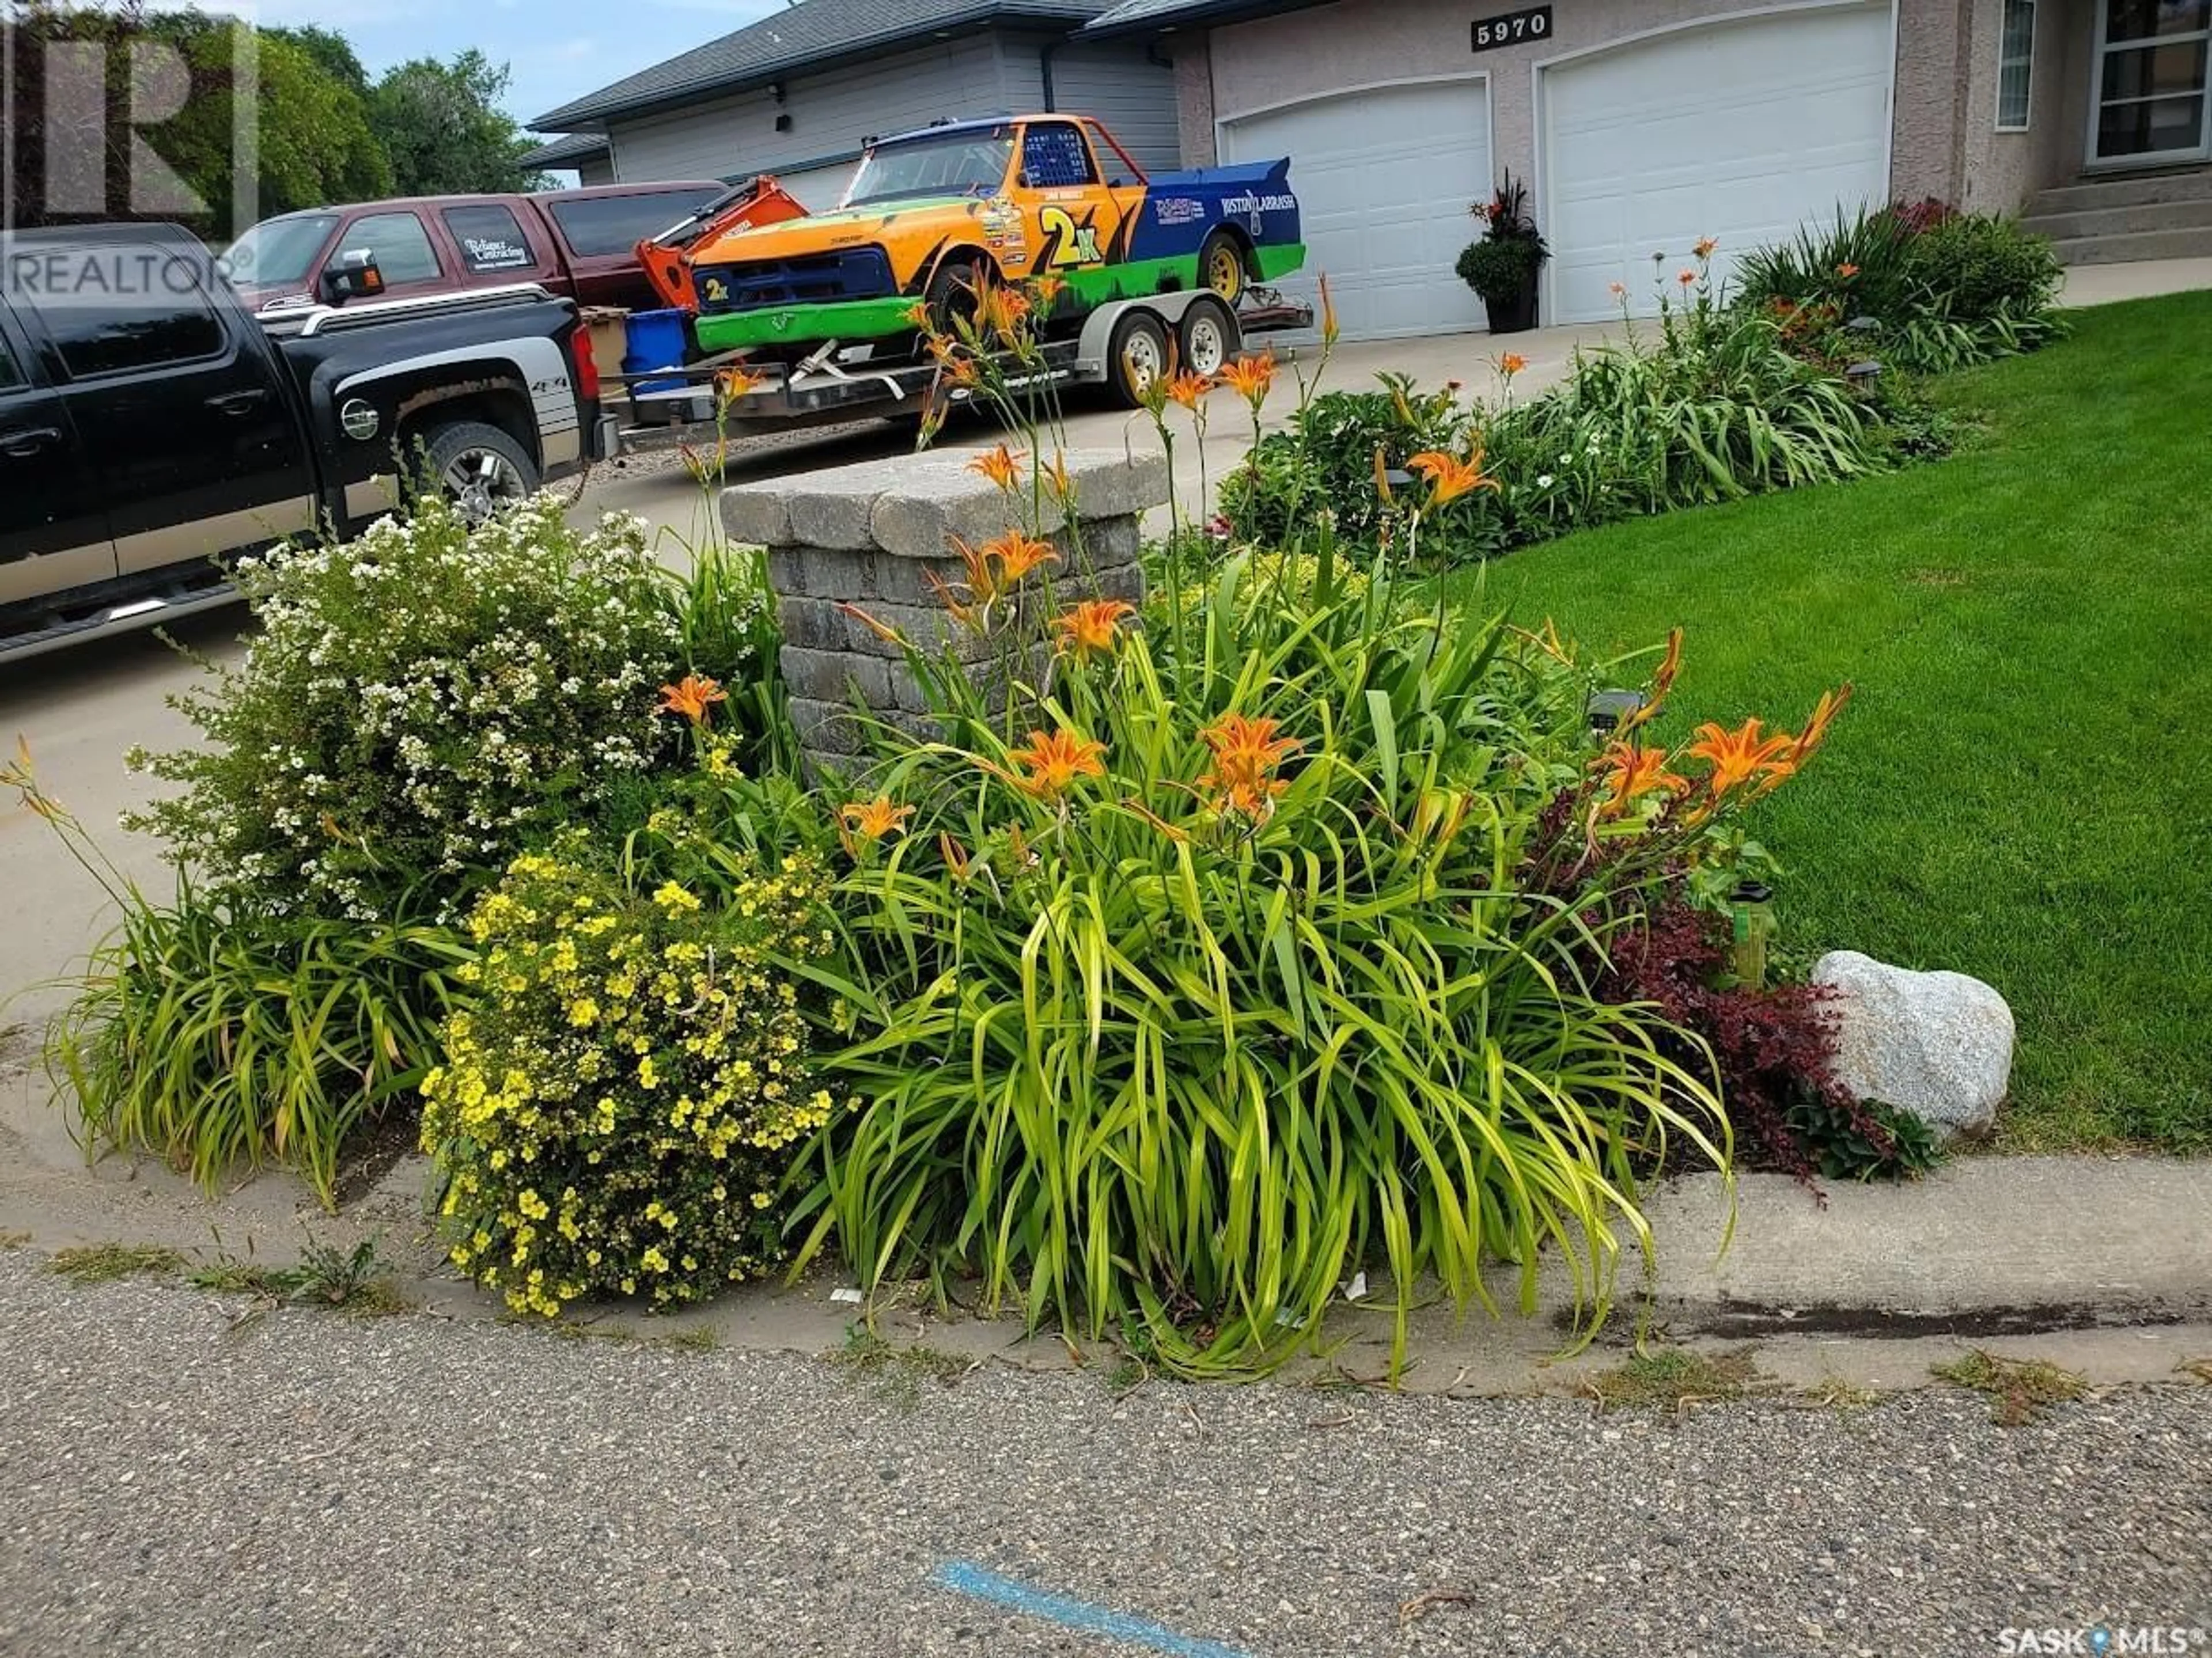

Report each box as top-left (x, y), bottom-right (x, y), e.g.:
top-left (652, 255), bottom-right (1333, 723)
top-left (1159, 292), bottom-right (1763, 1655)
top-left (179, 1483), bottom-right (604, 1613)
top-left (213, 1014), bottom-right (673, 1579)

top-left (9, 244), bottom-right (1967, 1369)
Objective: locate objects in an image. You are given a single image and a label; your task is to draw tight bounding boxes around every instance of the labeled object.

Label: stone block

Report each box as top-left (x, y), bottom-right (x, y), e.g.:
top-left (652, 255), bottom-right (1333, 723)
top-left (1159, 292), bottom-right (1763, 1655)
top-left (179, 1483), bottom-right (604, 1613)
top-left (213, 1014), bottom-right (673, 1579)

top-left (780, 647), bottom-right (892, 707)
top-left (721, 485), bottom-right (792, 549)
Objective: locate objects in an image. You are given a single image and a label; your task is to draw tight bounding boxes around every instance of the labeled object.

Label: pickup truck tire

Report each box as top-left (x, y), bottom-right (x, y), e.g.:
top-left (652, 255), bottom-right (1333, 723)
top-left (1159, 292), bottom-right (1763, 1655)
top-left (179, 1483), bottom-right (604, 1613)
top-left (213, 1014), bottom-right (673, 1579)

top-left (1176, 296), bottom-right (1240, 378)
top-left (1107, 310), bottom-right (1171, 410)
top-left (420, 421), bottom-right (539, 524)
top-left (1199, 230), bottom-right (1248, 307)
top-left (923, 256), bottom-right (988, 340)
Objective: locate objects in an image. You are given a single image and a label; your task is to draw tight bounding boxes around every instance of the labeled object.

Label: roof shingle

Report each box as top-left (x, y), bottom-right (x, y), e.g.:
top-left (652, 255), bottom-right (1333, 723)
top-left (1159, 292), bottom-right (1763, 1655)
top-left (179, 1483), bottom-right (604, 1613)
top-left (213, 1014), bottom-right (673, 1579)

top-left (532, 0), bottom-right (1112, 130)
top-left (1083, 0), bottom-right (1321, 37)
top-left (518, 132), bottom-right (613, 169)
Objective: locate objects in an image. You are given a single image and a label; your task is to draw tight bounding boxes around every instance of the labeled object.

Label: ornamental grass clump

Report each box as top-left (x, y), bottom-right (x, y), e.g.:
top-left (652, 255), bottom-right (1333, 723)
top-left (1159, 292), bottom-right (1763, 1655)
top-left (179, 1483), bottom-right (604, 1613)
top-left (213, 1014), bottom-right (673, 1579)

top-left (128, 491), bottom-right (691, 924)
top-left (420, 844), bottom-right (839, 1316)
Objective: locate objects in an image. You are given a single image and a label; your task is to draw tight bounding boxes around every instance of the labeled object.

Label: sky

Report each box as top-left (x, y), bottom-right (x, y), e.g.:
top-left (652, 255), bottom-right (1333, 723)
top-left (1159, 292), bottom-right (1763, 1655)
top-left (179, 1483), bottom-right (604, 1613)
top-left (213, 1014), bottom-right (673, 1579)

top-left (231, 0), bottom-right (789, 130)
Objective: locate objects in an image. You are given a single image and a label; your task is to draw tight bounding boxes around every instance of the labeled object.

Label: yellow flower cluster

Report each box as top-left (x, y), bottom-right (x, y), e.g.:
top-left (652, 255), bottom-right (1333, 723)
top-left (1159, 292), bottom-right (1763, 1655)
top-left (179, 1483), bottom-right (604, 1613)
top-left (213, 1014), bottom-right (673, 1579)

top-left (421, 848), bottom-right (843, 1318)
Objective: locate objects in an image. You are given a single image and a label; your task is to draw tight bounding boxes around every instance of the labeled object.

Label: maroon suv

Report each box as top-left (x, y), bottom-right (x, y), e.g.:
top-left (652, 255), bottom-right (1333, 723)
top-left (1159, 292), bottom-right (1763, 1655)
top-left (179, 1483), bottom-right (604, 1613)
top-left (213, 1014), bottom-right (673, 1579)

top-left (223, 181), bottom-right (728, 314)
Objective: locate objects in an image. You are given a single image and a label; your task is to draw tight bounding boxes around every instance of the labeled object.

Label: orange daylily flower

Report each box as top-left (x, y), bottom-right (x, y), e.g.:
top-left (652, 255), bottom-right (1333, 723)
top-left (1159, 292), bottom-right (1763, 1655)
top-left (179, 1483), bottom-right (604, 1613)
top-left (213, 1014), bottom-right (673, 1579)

top-left (986, 530), bottom-right (1060, 585)
top-left (1027, 272), bottom-right (1066, 310)
top-left (1165, 368), bottom-right (1214, 409)
top-left (1004, 728), bottom-right (1107, 800)
top-left (1686, 717), bottom-right (1798, 796)
top-left (1050, 598), bottom-right (1136, 660)
top-left (967, 443), bottom-right (1025, 491)
top-left (1406, 442), bottom-right (1502, 509)
top-left (923, 566), bottom-right (983, 629)
top-left (1219, 351), bottom-right (1277, 409)
top-left (1319, 272), bottom-right (1339, 347)
top-left (1692, 236), bottom-right (1718, 260)
top-left (1786, 683), bottom-right (1854, 765)
top-left (1620, 627), bottom-right (1684, 733)
top-left (1198, 711), bottom-right (1303, 817)
top-left (902, 301), bottom-right (934, 331)
top-left (1608, 280), bottom-right (1628, 298)
top-left (1041, 451), bottom-right (1074, 505)
top-left (976, 280), bottom-right (1031, 340)
top-left (838, 602), bottom-right (908, 647)
top-left (1677, 268), bottom-right (1698, 286)
top-left (938, 832), bottom-right (972, 881)
top-left (1496, 351), bottom-right (1528, 378)
top-left (657, 674), bottom-right (726, 724)
top-left (1836, 263), bottom-right (1861, 279)
top-left (715, 365), bottom-right (764, 403)
top-left (839, 795), bottom-right (915, 843)
top-left (1597, 741), bottom-right (1689, 817)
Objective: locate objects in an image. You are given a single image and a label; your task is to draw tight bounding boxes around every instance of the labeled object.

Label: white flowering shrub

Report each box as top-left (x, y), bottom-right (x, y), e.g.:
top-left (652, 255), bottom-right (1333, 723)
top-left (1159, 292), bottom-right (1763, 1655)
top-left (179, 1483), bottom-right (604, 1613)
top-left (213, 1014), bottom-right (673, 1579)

top-left (130, 493), bottom-right (694, 921)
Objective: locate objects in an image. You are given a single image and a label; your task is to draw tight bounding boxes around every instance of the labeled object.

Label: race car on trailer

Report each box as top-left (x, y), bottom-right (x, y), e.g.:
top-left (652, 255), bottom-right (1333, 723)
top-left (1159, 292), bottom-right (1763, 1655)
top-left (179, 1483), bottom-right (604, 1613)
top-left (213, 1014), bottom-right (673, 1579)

top-left (679, 114), bottom-right (1304, 372)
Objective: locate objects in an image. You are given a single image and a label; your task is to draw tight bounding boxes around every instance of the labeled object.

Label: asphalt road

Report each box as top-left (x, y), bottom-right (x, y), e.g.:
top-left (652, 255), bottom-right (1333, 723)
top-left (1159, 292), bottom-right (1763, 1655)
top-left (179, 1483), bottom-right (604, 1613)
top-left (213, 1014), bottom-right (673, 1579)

top-left (1, 1254), bottom-right (2205, 1658)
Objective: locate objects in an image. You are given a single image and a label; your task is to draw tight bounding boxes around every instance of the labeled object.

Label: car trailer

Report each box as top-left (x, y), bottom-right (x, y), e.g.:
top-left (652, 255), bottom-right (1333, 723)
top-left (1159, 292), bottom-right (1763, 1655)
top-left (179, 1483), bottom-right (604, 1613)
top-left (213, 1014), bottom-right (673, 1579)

top-left (600, 286), bottom-right (1313, 458)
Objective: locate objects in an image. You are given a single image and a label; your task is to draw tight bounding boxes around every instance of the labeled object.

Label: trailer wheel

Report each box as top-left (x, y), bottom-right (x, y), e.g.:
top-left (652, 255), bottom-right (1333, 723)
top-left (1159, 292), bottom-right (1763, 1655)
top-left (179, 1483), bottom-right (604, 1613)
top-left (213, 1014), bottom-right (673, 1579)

top-left (420, 420), bottom-right (538, 525)
top-left (1107, 310), bottom-right (1171, 409)
top-left (1176, 295), bottom-right (1240, 378)
top-left (1199, 230), bottom-right (1247, 306)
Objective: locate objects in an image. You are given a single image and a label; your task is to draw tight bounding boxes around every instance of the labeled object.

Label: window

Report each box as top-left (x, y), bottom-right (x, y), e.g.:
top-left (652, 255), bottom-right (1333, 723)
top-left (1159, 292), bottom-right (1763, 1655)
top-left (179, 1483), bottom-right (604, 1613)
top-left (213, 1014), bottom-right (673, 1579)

top-left (0, 331), bottom-right (24, 392)
top-left (42, 249), bottom-right (226, 380)
top-left (846, 128), bottom-right (1016, 206)
top-left (1998, 0), bottom-right (2036, 130)
top-left (222, 213), bottom-right (339, 290)
top-left (443, 204), bottom-right (539, 274)
top-left (336, 213), bottom-right (442, 284)
top-left (1023, 123), bottom-right (1097, 189)
top-left (546, 188), bottom-right (725, 257)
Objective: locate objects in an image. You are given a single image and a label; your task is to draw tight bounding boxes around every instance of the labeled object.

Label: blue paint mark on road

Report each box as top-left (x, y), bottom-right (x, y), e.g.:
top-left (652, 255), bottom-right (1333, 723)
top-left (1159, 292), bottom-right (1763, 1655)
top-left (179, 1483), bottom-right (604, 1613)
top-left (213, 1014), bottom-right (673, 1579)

top-left (931, 1560), bottom-right (1256, 1658)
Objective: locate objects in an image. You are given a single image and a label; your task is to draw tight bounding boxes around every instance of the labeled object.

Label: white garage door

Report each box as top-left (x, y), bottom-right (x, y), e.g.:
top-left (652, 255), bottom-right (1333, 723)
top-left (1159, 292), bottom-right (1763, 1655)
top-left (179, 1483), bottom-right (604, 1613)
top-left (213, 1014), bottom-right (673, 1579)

top-left (1542, 3), bottom-right (1892, 324)
top-left (1220, 78), bottom-right (1490, 341)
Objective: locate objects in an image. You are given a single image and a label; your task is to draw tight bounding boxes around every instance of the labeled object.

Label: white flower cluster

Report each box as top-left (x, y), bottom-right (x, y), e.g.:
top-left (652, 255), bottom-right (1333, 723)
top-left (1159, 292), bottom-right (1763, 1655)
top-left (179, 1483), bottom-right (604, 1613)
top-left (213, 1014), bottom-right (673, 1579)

top-left (131, 494), bottom-right (725, 923)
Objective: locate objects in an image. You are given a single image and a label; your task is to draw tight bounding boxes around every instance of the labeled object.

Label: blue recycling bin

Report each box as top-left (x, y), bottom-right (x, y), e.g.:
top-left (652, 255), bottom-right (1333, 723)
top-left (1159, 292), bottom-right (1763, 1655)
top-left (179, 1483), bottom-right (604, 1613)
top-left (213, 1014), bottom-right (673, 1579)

top-left (621, 309), bottom-right (689, 394)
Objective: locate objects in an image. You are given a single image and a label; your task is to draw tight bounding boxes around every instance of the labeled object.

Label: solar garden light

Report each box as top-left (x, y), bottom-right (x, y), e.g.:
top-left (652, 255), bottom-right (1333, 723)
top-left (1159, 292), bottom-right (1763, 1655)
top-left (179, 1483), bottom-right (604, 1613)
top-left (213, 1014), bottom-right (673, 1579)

top-left (1845, 359), bottom-right (1883, 386)
top-left (1586, 689), bottom-right (1646, 734)
top-left (1729, 880), bottom-right (1778, 990)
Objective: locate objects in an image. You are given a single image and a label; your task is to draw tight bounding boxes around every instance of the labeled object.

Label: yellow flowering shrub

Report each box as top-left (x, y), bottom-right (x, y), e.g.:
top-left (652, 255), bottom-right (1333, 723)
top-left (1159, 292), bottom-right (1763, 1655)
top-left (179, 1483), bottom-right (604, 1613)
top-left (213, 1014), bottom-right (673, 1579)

top-left (420, 846), bottom-right (836, 1316)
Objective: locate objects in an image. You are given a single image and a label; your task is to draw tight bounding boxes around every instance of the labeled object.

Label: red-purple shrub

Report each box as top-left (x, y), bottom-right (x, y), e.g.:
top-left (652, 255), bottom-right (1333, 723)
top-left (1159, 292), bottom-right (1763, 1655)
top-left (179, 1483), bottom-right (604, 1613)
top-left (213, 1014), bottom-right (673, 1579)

top-left (1890, 197), bottom-right (1959, 238)
top-left (1600, 900), bottom-right (1897, 1190)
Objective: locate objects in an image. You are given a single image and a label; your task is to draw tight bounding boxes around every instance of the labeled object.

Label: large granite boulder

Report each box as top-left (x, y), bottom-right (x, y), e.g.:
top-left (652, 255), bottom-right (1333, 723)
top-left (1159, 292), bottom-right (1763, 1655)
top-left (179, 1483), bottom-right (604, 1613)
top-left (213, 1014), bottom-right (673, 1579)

top-left (1811, 950), bottom-right (2014, 1141)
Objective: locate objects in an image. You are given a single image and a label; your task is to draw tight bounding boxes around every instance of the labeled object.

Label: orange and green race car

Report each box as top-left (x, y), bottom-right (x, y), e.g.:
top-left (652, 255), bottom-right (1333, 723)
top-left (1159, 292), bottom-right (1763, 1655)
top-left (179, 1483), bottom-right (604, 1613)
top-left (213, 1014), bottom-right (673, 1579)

top-left (684, 115), bottom-right (1304, 358)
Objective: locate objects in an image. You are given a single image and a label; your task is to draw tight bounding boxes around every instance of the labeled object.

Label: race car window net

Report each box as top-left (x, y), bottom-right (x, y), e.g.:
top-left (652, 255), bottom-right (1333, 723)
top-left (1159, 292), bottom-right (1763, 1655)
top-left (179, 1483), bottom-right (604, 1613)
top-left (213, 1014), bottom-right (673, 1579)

top-left (1022, 124), bottom-right (1096, 189)
top-left (848, 129), bottom-right (1016, 204)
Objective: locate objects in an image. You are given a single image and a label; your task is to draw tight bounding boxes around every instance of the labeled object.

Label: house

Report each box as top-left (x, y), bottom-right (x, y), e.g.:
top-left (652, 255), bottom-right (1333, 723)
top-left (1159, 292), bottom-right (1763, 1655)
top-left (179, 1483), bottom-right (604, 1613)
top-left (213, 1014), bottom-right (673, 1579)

top-left (1084, 0), bottom-right (2212, 339)
top-left (527, 0), bottom-right (1181, 213)
top-left (519, 132), bottom-right (616, 187)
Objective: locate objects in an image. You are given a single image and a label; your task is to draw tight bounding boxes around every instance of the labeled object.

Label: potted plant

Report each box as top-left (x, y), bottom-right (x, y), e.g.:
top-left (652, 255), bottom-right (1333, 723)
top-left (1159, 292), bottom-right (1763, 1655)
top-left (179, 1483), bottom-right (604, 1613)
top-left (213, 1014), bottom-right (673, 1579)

top-left (1456, 172), bottom-right (1548, 335)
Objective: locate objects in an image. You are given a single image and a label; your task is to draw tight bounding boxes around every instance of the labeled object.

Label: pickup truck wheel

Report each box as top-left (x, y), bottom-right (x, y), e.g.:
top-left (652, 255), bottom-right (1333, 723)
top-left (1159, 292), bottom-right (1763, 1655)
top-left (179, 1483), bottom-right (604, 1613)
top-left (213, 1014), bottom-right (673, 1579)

top-left (923, 257), bottom-right (986, 342)
top-left (1107, 310), bottom-right (1171, 410)
top-left (1176, 296), bottom-right (1240, 378)
top-left (1199, 231), bottom-right (1247, 306)
top-left (422, 422), bottom-right (538, 524)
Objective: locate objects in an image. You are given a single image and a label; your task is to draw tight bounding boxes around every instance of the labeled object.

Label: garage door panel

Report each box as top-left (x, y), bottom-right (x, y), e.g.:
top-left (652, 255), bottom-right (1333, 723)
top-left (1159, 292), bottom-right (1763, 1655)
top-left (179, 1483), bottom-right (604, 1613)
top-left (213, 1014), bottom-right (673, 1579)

top-left (1222, 79), bottom-right (1490, 341)
top-left (1544, 3), bottom-right (1892, 323)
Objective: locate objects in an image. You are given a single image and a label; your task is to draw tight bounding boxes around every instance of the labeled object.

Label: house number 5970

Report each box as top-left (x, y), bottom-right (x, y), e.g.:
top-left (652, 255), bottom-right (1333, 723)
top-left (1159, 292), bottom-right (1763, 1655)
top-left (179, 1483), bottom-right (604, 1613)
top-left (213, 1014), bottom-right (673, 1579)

top-left (1471, 5), bottom-right (1552, 51)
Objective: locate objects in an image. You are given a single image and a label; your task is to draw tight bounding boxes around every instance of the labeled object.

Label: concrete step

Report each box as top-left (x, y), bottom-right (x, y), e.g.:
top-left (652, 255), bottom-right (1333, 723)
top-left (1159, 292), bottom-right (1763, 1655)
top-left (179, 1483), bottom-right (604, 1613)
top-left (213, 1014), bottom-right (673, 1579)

top-left (2045, 225), bottom-right (2212, 264)
top-left (2020, 196), bottom-right (2212, 241)
top-left (2028, 167), bottom-right (2212, 215)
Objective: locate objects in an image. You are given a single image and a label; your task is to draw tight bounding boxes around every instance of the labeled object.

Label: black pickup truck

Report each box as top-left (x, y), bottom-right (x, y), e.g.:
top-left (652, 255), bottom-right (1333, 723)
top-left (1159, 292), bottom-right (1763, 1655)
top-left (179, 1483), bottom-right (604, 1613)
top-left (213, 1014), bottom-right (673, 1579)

top-left (2, 221), bottom-right (608, 659)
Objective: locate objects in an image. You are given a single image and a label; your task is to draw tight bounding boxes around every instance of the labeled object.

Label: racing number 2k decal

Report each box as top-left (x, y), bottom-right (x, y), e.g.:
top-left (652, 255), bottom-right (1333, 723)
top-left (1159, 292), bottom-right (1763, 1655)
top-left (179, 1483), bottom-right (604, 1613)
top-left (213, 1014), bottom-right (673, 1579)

top-left (1036, 205), bottom-right (1104, 269)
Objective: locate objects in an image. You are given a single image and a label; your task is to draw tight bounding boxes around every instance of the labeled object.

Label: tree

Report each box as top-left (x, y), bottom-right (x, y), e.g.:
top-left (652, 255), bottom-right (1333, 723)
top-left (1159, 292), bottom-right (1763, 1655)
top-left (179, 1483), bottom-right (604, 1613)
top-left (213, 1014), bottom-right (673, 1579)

top-left (370, 50), bottom-right (548, 198)
top-left (2, 4), bottom-right (389, 232)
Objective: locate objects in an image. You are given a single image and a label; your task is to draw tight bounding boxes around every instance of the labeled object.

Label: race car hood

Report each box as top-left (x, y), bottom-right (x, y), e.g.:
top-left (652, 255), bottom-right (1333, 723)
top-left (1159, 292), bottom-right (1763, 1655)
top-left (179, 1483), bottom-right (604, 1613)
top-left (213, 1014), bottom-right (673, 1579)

top-left (691, 195), bottom-right (984, 268)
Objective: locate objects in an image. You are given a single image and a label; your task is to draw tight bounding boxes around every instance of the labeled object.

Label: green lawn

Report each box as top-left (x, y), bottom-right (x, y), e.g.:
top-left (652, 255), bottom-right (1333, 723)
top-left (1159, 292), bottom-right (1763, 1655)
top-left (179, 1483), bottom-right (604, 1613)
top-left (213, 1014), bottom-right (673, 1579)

top-left (1457, 291), bottom-right (2212, 1152)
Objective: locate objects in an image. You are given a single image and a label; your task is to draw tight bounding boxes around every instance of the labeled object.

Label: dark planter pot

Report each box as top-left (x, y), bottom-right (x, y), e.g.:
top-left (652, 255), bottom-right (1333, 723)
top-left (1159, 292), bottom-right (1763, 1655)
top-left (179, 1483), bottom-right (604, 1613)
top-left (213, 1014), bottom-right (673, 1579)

top-left (1484, 282), bottom-right (1539, 335)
